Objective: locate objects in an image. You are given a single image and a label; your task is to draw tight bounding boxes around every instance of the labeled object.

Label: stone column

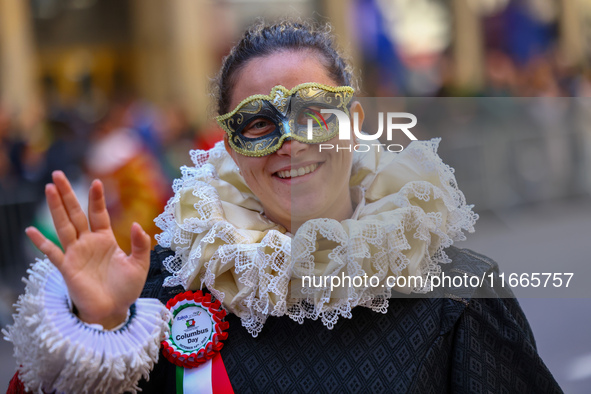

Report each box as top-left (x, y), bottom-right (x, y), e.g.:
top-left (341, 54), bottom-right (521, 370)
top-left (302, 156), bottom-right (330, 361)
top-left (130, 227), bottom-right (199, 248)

top-left (558, 0), bottom-right (585, 69)
top-left (130, 0), bottom-right (171, 108)
top-left (451, 0), bottom-right (484, 92)
top-left (0, 0), bottom-right (37, 115)
top-left (168, 0), bottom-right (214, 127)
top-left (322, 0), bottom-right (361, 80)
top-left (130, 0), bottom-right (214, 128)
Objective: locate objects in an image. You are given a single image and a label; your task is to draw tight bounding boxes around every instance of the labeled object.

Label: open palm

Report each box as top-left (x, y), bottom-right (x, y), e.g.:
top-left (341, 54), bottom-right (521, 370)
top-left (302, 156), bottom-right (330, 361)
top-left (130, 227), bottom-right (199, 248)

top-left (26, 171), bottom-right (151, 329)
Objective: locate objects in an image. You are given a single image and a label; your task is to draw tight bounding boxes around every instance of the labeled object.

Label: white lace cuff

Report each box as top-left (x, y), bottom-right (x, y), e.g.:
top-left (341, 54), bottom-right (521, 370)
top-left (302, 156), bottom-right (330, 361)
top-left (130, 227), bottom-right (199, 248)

top-left (2, 258), bottom-right (171, 394)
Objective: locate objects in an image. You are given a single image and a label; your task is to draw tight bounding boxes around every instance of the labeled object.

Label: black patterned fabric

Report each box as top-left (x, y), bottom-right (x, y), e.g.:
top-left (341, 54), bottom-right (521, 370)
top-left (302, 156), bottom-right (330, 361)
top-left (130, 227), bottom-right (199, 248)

top-left (138, 246), bottom-right (562, 393)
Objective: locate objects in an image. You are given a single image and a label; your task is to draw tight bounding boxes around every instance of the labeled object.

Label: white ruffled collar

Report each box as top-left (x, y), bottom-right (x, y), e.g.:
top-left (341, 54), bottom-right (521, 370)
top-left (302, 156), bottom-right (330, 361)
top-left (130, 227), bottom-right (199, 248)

top-left (155, 139), bottom-right (478, 336)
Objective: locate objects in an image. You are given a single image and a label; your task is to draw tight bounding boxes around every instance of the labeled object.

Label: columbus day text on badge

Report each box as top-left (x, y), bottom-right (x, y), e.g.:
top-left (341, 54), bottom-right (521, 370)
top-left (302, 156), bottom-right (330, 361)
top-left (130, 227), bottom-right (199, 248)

top-left (162, 291), bottom-right (229, 368)
top-left (172, 304), bottom-right (213, 351)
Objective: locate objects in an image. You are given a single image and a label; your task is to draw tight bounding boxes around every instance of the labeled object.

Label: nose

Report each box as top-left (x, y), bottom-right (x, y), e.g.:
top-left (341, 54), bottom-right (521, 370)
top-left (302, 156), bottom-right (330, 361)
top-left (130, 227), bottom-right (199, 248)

top-left (276, 138), bottom-right (308, 157)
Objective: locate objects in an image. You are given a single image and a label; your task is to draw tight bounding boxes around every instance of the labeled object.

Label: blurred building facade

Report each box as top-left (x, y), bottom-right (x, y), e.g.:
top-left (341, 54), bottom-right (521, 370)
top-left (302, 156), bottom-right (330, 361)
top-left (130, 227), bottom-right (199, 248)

top-left (2, 0), bottom-right (590, 119)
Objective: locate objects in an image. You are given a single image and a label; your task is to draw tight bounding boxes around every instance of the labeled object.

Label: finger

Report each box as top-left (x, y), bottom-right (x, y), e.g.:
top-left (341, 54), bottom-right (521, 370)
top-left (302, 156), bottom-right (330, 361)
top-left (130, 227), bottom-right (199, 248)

top-left (129, 222), bottom-right (151, 269)
top-left (46, 183), bottom-right (78, 248)
top-left (88, 179), bottom-right (112, 232)
top-left (52, 171), bottom-right (89, 235)
top-left (25, 227), bottom-right (65, 268)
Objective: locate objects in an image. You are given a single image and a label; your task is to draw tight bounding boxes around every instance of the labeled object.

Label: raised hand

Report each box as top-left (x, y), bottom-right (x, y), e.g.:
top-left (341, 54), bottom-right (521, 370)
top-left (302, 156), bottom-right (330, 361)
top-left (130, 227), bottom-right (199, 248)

top-left (25, 171), bottom-right (151, 329)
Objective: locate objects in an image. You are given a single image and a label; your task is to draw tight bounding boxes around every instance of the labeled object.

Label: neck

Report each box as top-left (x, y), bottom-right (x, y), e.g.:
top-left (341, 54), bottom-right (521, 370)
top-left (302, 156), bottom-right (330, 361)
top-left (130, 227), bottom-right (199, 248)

top-left (279, 193), bottom-right (355, 233)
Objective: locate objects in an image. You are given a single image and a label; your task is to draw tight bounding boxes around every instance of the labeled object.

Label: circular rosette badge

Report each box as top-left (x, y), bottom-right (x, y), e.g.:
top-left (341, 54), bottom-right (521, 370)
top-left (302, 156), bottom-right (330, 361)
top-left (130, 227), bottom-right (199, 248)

top-left (161, 290), bottom-right (229, 369)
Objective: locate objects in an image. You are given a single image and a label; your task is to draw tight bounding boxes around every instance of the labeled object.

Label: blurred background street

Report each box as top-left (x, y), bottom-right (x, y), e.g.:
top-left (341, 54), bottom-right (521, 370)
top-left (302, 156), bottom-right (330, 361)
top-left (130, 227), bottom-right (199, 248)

top-left (1, 0), bottom-right (591, 392)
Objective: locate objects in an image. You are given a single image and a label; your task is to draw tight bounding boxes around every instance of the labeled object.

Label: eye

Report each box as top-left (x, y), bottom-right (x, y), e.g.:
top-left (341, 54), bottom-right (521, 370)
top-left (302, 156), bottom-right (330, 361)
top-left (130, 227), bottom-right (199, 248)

top-left (242, 118), bottom-right (275, 138)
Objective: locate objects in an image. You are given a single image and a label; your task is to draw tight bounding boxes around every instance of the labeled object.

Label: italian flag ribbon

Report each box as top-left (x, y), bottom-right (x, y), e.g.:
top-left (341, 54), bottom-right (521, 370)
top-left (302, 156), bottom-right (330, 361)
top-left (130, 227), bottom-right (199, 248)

top-left (175, 354), bottom-right (234, 394)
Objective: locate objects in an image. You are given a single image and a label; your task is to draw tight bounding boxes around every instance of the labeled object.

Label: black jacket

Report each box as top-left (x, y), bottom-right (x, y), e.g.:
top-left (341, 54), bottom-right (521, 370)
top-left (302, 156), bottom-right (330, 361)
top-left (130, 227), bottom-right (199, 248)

top-left (138, 246), bottom-right (562, 393)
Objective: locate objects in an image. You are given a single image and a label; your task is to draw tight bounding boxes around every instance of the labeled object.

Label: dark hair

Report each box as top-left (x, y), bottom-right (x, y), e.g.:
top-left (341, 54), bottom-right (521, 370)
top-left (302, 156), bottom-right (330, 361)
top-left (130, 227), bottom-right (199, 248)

top-left (214, 19), bottom-right (355, 115)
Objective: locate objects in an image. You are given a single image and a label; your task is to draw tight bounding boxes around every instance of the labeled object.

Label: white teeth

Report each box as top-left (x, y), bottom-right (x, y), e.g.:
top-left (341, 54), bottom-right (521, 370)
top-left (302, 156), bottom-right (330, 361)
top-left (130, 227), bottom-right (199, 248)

top-left (276, 163), bottom-right (319, 179)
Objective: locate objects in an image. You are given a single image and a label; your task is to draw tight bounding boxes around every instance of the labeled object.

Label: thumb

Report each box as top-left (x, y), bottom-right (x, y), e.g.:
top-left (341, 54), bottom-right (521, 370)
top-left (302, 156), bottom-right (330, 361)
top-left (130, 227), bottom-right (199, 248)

top-left (130, 222), bottom-right (151, 266)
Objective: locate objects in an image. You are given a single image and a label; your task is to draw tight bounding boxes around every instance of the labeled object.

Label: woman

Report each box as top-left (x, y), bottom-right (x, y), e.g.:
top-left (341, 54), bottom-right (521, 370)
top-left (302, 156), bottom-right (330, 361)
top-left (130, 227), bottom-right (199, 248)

top-left (5, 21), bottom-right (561, 393)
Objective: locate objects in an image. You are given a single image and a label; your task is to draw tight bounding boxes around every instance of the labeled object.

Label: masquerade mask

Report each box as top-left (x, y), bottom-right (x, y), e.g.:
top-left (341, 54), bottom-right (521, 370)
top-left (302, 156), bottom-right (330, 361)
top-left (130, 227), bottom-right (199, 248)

top-left (216, 82), bottom-right (355, 157)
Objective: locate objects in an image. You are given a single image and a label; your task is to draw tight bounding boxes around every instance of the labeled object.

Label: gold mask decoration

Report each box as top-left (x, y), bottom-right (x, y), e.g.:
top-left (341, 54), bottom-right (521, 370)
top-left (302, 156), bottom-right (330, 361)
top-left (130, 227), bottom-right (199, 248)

top-left (216, 83), bottom-right (355, 157)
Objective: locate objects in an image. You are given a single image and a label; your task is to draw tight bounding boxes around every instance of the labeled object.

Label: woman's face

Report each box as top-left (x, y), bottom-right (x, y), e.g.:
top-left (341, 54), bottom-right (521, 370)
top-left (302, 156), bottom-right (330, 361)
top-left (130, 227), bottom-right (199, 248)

top-left (225, 50), bottom-right (360, 232)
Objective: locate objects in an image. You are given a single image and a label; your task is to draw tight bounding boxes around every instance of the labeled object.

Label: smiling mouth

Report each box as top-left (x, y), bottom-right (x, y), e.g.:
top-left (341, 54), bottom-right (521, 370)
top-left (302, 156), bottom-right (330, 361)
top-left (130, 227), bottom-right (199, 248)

top-left (275, 163), bottom-right (319, 179)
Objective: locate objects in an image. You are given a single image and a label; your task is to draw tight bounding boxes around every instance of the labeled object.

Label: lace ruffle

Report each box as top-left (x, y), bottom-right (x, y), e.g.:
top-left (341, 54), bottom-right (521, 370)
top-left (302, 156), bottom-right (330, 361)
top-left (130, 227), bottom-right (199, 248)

top-left (155, 139), bottom-right (478, 336)
top-left (2, 258), bottom-right (170, 394)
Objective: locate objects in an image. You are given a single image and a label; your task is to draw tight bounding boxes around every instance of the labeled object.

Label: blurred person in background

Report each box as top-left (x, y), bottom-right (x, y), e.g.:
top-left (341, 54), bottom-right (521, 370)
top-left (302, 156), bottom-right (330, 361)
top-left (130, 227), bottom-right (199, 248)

top-left (0, 106), bottom-right (14, 190)
top-left (154, 103), bottom-right (198, 180)
top-left (85, 97), bottom-right (169, 253)
top-left (483, 49), bottom-right (519, 96)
